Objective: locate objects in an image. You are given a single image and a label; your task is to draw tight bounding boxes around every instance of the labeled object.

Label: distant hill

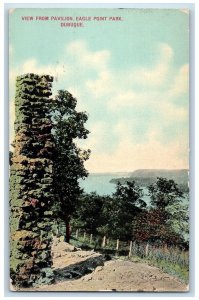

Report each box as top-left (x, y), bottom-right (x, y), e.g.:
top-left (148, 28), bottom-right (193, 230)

top-left (89, 172), bottom-right (129, 177)
top-left (110, 169), bottom-right (189, 192)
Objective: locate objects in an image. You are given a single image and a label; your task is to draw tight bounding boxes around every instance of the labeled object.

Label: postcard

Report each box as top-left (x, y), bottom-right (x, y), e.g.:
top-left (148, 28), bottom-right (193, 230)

top-left (9, 8), bottom-right (189, 292)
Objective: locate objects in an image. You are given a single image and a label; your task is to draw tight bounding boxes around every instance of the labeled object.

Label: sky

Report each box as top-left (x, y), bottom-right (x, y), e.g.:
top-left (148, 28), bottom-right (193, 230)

top-left (9, 8), bottom-right (189, 173)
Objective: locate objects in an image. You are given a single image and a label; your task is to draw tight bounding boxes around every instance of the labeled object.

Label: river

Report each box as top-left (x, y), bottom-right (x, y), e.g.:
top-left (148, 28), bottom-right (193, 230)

top-left (79, 173), bottom-right (189, 207)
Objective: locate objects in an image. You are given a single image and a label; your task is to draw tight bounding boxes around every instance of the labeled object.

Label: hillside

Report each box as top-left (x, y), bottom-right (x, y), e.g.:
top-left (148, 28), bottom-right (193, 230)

top-left (16, 238), bottom-right (188, 292)
top-left (110, 169), bottom-right (189, 192)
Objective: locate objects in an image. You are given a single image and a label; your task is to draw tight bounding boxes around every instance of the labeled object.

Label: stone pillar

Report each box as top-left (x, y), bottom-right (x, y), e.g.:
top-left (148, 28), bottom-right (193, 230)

top-left (9, 74), bottom-right (55, 287)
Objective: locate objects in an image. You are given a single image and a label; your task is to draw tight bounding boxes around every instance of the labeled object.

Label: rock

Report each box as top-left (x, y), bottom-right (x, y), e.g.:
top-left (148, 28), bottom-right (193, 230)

top-left (10, 74), bottom-right (55, 287)
top-left (82, 274), bottom-right (93, 281)
top-left (74, 247), bottom-right (82, 251)
top-left (59, 236), bottom-right (65, 242)
top-left (52, 241), bottom-right (105, 282)
top-left (94, 266), bottom-right (103, 273)
top-left (70, 271), bottom-right (82, 278)
top-left (58, 272), bottom-right (72, 279)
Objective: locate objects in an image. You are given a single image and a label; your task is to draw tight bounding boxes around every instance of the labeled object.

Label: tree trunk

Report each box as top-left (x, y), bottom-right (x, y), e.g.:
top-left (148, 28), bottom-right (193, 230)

top-left (65, 217), bottom-right (70, 243)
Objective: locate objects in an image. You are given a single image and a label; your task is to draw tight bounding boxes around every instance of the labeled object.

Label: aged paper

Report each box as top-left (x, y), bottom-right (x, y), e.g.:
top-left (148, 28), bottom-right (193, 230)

top-left (9, 8), bottom-right (189, 292)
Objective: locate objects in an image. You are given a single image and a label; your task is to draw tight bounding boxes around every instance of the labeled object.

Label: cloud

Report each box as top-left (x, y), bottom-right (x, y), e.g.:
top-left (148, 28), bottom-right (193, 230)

top-left (169, 64), bottom-right (189, 98)
top-left (67, 86), bottom-right (86, 111)
top-left (82, 122), bottom-right (107, 149)
top-left (66, 40), bottom-right (110, 71)
top-left (9, 40), bottom-right (189, 171)
top-left (9, 58), bottom-right (72, 143)
top-left (9, 58), bottom-right (72, 105)
top-left (88, 43), bottom-right (176, 113)
top-left (108, 91), bottom-right (138, 111)
top-left (159, 43), bottom-right (174, 63)
top-left (86, 70), bottom-right (113, 97)
top-left (9, 56), bottom-right (75, 104)
top-left (84, 134), bottom-right (189, 173)
top-left (159, 102), bottom-right (188, 123)
top-left (128, 43), bottom-right (173, 88)
top-left (84, 43), bottom-right (174, 103)
top-left (10, 58), bottom-right (70, 86)
top-left (75, 41), bottom-right (188, 172)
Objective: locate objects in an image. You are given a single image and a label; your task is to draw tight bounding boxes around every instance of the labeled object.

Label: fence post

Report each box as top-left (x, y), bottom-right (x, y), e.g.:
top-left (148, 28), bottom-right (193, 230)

top-left (75, 229), bottom-right (79, 239)
top-left (102, 236), bottom-right (106, 247)
top-left (56, 225), bottom-right (59, 236)
top-left (116, 239), bottom-right (120, 251)
top-left (128, 241), bottom-right (133, 257)
top-left (90, 233), bottom-right (93, 244)
top-left (83, 231), bottom-right (86, 241)
top-left (145, 242), bottom-right (149, 257)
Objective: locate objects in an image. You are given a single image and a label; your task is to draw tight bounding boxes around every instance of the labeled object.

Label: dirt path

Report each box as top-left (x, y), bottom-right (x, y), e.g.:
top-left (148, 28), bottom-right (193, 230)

top-left (14, 239), bottom-right (188, 292)
top-left (17, 259), bottom-right (188, 292)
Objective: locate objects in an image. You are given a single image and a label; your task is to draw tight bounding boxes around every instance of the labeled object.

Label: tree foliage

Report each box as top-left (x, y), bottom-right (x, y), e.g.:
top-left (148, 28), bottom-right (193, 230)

top-left (147, 177), bottom-right (188, 243)
top-left (71, 178), bottom-right (188, 246)
top-left (71, 192), bottom-right (106, 234)
top-left (72, 181), bottom-right (146, 241)
top-left (148, 177), bottom-right (183, 210)
top-left (51, 90), bottom-right (90, 241)
top-left (103, 181), bottom-right (146, 240)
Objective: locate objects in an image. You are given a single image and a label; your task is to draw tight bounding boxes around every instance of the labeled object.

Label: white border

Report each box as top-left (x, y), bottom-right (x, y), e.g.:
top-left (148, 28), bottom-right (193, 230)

top-left (1, 1), bottom-right (197, 299)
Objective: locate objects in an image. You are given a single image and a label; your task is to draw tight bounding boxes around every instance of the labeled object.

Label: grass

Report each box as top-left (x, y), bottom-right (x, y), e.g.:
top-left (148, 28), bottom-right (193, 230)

top-left (128, 243), bottom-right (189, 283)
top-left (69, 233), bottom-right (189, 283)
top-left (141, 257), bottom-right (189, 283)
top-left (114, 253), bottom-right (189, 283)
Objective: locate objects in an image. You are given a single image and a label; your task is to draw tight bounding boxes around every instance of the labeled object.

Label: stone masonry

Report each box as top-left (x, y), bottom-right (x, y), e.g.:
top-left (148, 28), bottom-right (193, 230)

top-left (9, 74), bottom-right (55, 287)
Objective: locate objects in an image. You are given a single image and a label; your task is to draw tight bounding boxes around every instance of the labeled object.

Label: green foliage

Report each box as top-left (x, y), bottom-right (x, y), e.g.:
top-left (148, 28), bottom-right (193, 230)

top-left (70, 230), bottom-right (189, 283)
top-left (147, 177), bottom-right (188, 242)
top-left (72, 181), bottom-right (146, 241)
top-left (165, 201), bottom-right (189, 242)
top-left (69, 177), bottom-right (189, 283)
top-left (71, 177), bottom-right (188, 246)
top-left (113, 181), bottom-right (146, 208)
top-left (51, 90), bottom-right (90, 226)
top-left (129, 254), bottom-right (189, 283)
top-left (103, 181), bottom-right (146, 240)
top-left (148, 177), bottom-right (183, 210)
top-left (71, 192), bottom-right (105, 234)
top-left (145, 257), bottom-right (189, 283)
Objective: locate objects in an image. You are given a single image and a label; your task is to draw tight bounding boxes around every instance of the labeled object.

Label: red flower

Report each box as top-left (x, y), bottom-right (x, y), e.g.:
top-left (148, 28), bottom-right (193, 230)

top-left (30, 198), bottom-right (39, 207)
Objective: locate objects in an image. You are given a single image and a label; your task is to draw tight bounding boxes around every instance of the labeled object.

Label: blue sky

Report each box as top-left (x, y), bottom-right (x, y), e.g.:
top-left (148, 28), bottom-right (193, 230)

top-left (9, 8), bottom-right (189, 172)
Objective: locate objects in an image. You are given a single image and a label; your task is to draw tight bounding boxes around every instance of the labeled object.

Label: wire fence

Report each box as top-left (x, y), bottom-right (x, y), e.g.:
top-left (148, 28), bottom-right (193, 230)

top-left (54, 227), bottom-right (188, 269)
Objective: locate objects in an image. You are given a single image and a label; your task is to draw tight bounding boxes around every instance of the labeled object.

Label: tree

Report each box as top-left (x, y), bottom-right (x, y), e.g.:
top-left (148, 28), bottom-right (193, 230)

top-left (100, 181), bottom-right (146, 240)
top-left (165, 200), bottom-right (189, 243)
top-left (51, 90), bottom-right (90, 242)
top-left (148, 177), bottom-right (183, 210)
top-left (148, 177), bottom-right (187, 243)
top-left (71, 192), bottom-right (105, 234)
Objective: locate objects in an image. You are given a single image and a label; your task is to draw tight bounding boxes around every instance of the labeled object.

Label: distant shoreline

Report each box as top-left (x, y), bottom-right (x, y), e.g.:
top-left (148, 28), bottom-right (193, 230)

top-left (86, 169), bottom-right (189, 193)
top-left (89, 169), bottom-right (189, 175)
